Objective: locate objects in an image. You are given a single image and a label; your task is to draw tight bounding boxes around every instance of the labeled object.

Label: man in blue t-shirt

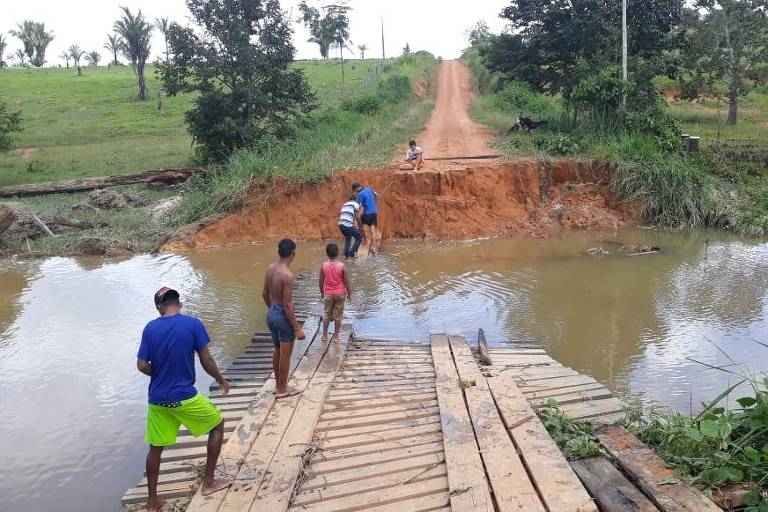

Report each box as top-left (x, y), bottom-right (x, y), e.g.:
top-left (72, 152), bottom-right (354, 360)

top-left (137, 287), bottom-right (231, 511)
top-left (353, 182), bottom-right (381, 255)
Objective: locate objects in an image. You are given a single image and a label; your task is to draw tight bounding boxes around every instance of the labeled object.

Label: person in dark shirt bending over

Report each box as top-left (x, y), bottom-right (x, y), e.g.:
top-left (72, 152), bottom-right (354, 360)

top-left (137, 287), bottom-right (231, 511)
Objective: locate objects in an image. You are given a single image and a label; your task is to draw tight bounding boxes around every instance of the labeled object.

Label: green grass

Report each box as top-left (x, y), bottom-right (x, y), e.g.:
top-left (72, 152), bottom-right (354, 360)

top-left (0, 59), bottom-right (395, 187)
top-left (668, 91), bottom-right (768, 142)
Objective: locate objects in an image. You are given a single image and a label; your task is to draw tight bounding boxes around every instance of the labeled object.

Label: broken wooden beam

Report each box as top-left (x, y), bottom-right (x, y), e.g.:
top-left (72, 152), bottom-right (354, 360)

top-left (425, 154), bottom-right (501, 161)
top-left (596, 425), bottom-right (721, 512)
top-left (571, 457), bottom-right (659, 512)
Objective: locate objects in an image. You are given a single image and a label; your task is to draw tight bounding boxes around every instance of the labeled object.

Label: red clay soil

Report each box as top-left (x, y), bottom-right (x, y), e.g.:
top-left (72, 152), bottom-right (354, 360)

top-left (165, 161), bottom-right (635, 251)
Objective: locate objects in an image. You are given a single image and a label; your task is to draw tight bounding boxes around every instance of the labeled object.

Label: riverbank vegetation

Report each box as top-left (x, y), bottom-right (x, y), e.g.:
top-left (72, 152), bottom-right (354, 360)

top-left (464, 0), bottom-right (768, 238)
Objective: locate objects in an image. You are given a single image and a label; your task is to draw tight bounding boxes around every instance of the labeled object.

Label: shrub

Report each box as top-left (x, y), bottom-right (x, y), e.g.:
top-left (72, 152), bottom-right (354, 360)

top-left (0, 100), bottom-right (23, 150)
top-left (535, 134), bottom-right (580, 156)
top-left (342, 95), bottom-right (381, 115)
top-left (494, 81), bottom-right (558, 118)
top-left (377, 74), bottom-right (411, 102)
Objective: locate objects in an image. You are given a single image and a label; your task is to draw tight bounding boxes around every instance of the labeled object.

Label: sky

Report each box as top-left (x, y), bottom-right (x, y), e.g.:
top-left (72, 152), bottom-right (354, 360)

top-left (4, 0), bottom-right (509, 66)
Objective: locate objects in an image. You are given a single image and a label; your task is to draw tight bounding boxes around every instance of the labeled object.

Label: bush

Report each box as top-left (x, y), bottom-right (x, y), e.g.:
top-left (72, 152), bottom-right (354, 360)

top-left (377, 74), bottom-right (411, 102)
top-left (0, 101), bottom-right (23, 150)
top-left (342, 95), bottom-right (381, 115)
top-left (494, 81), bottom-right (559, 118)
top-left (535, 134), bottom-right (580, 156)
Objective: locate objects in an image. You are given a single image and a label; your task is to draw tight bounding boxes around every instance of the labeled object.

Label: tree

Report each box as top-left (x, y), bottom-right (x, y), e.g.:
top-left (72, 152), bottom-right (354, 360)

top-left (687, 0), bottom-right (768, 124)
top-left (297, 1), bottom-right (352, 63)
top-left (0, 35), bottom-right (7, 68)
top-left (14, 49), bottom-right (26, 67)
top-left (11, 20), bottom-right (54, 67)
top-left (358, 44), bottom-right (367, 60)
top-left (86, 51), bottom-right (101, 67)
top-left (486, 0), bottom-right (683, 104)
top-left (402, 43), bottom-right (411, 57)
top-left (68, 44), bottom-right (86, 76)
top-left (104, 34), bottom-right (123, 66)
top-left (298, 1), bottom-right (334, 59)
top-left (159, 0), bottom-right (315, 162)
top-left (114, 7), bottom-right (153, 100)
top-left (59, 51), bottom-right (71, 69)
top-left (155, 17), bottom-right (171, 64)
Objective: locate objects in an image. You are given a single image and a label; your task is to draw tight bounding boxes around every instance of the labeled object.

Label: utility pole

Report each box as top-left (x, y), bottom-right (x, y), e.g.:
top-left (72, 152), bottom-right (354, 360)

top-left (381, 17), bottom-right (386, 62)
top-left (622, 0), bottom-right (628, 109)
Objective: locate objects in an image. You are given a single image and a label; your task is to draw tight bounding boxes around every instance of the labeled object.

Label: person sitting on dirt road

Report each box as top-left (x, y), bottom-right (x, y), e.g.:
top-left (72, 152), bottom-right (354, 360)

top-left (319, 243), bottom-right (352, 342)
top-left (403, 140), bottom-right (424, 170)
top-left (262, 239), bottom-right (306, 399)
top-left (338, 193), bottom-right (363, 259)
top-left (137, 287), bottom-right (232, 512)
top-left (352, 182), bottom-right (381, 255)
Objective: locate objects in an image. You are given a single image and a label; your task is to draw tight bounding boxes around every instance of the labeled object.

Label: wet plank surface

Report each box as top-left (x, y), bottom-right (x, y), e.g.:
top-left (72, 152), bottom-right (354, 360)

top-left (481, 343), bottom-right (626, 425)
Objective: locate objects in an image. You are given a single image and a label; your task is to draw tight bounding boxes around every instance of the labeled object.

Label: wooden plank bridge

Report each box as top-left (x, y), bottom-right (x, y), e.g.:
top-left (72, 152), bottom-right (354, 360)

top-left (124, 319), bottom-right (723, 512)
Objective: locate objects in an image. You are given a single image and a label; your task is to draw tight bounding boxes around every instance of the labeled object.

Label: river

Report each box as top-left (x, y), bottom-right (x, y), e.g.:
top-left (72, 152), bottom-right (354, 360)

top-left (1, 229), bottom-right (766, 511)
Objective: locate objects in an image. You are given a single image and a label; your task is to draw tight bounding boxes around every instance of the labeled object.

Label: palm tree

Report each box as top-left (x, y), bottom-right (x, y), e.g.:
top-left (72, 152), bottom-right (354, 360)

top-left (68, 44), bottom-right (86, 76)
top-left (11, 20), bottom-right (54, 67)
top-left (86, 51), bottom-right (101, 67)
top-left (59, 51), bottom-right (71, 69)
top-left (0, 35), bottom-right (7, 69)
top-left (154, 17), bottom-right (171, 65)
top-left (357, 44), bottom-right (367, 60)
top-left (114, 7), bottom-right (153, 100)
top-left (104, 34), bottom-right (122, 66)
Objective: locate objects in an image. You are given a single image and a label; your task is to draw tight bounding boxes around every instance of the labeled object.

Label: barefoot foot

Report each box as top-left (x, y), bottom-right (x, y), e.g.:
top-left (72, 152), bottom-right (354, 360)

top-left (276, 387), bottom-right (302, 399)
top-left (146, 497), bottom-right (165, 512)
top-left (202, 478), bottom-right (232, 497)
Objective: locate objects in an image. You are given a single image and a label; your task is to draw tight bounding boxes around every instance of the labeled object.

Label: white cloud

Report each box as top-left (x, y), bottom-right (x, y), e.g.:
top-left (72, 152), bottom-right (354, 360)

top-left (4, 0), bottom-right (508, 66)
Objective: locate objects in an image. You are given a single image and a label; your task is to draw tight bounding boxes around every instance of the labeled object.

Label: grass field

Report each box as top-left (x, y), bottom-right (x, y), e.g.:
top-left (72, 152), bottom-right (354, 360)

top-left (0, 59), bottom-right (396, 187)
top-left (0, 54), bottom-right (437, 256)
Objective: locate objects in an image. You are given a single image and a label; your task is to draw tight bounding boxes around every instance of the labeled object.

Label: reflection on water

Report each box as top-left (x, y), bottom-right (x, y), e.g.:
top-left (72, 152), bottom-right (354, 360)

top-left (0, 230), bottom-right (766, 511)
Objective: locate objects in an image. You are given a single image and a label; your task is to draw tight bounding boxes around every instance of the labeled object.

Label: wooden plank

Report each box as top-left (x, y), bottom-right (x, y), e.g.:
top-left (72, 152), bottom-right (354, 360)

top-left (184, 322), bottom-right (321, 512)
top-left (250, 327), bottom-right (351, 512)
top-left (571, 457), bottom-right (659, 512)
top-left (292, 463), bottom-right (446, 506)
top-left (529, 387), bottom-right (614, 407)
top-left (558, 398), bottom-right (625, 421)
top-left (430, 334), bottom-right (494, 512)
top-left (448, 336), bottom-right (545, 511)
top-left (596, 426), bottom-right (722, 512)
top-left (488, 372), bottom-right (597, 512)
top-left (287, 476), bottom-right (449, 512)
top-left (299, 452), bottom-right (445, 491)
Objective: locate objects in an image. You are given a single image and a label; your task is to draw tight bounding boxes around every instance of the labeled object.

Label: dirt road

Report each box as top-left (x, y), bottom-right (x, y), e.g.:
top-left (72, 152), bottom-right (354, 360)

top-left (413, 60), bottom-right (498, 166)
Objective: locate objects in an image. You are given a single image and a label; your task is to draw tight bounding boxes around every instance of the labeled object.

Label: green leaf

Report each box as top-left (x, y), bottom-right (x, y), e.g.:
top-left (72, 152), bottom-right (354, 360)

top-left (700, 419), bottom-right (720, 438)
top-left (738, 397), bottom-right (758, 408)
top-left (744, 446), bottom-right (761, 463)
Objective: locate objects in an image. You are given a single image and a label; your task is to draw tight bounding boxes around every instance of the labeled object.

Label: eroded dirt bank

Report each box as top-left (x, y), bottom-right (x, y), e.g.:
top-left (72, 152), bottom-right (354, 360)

top-left (165, 160), bottom-right (636, 251)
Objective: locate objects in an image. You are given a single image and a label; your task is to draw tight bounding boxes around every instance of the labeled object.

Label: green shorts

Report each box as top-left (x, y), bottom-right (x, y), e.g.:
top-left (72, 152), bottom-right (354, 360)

top-left (145, 393), bottom-right (222, 447)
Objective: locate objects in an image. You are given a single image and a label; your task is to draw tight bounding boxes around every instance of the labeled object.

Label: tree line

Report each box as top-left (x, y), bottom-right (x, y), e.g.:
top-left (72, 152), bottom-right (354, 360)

top-left (469, 0), bottom-right (768, 125)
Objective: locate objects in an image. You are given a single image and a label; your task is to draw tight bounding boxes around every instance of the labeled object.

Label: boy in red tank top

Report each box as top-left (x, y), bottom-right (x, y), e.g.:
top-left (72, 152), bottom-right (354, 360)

top-left (319, 243), bottom-right (352, 341)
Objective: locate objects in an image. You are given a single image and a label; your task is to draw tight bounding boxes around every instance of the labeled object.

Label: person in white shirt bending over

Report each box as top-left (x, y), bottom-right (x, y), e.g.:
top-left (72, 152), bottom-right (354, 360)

top-left (403, 140), bottom-right (424, 170)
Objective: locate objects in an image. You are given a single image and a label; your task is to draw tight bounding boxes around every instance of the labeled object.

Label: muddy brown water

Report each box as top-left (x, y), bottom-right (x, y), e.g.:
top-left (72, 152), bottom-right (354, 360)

top-left (2, 230), bottom-right (767, 511)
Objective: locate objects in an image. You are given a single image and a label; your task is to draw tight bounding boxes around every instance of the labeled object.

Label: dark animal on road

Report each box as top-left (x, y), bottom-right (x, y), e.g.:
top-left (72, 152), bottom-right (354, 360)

top-left (508, 116), bottom-right (547, 134)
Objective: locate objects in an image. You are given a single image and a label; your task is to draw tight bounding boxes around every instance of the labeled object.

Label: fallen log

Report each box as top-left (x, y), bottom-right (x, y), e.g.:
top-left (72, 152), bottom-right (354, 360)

top-left (0, 168), bottom-right (207, 198)
top-left (425, 154), bottom-right (501, 161)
